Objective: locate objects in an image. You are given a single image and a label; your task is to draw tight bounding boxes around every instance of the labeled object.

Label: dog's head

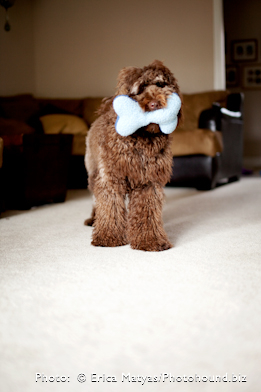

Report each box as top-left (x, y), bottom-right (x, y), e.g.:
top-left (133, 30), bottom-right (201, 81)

top-left (115, 60), bottom-right (182, 133)
top-left (116, 60), bottom-right (181, 112)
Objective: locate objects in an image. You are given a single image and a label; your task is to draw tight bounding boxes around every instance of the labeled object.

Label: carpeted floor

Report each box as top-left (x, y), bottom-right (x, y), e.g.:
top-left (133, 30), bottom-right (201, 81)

top-left (0, 177), bottom-right (261, 392)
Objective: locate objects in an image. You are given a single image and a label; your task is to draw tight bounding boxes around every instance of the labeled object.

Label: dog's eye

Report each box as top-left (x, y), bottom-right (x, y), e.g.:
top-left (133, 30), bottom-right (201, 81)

top-left (137, 83), bottom-right (147, 94)
top-left (155, 82), bottom-right (166, 88)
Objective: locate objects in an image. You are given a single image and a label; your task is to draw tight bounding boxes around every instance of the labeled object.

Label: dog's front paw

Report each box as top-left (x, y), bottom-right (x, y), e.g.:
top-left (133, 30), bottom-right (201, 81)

top-left (130, 236), bottom-right (173, 252)
top-left (91, 233), bottom-right (128, 248)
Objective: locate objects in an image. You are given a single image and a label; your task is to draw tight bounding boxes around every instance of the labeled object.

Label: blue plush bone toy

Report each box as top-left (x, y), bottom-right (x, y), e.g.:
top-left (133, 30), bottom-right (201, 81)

top-left (113, 92), bottom-right (181, 137)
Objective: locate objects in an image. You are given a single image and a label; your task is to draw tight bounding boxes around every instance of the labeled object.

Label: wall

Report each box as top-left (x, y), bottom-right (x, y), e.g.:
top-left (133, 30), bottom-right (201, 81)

top-left (33, 0), bottom-right (214, 97)
top-left (0, 0), bottom-right (35, 95)
top-left (224, 0), bottom-right (261, 167)
top-left (0, 0), bottom-right (215, 97)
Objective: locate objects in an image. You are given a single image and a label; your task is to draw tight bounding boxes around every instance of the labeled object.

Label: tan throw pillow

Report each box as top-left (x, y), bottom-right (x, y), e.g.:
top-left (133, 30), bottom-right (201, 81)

top-left (40, 114), bottom-right (88, 135)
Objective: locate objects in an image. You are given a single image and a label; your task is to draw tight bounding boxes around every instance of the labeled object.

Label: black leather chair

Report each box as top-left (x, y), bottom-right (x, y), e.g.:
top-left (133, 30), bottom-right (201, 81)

top-left (168, 93), bottom-right (244, 190)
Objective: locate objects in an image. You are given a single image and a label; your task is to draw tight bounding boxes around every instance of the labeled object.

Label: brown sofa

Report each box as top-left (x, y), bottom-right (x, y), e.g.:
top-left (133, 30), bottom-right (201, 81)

top-left (0, 90), bottom-right (244, 210)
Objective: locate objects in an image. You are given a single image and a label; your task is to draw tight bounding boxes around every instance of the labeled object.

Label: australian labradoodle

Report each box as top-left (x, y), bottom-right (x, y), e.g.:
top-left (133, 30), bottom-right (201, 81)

top-left (84, 60), bottom-right (182, 251)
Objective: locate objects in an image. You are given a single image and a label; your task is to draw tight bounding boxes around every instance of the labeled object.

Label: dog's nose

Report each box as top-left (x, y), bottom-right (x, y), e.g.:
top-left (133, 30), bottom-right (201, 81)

top-left (148, 100), bottom-right (158, 111)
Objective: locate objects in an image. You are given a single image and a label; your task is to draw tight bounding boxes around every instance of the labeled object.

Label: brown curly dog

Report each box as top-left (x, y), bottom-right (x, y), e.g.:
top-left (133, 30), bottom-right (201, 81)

top-left (84, 60), bottom-right (182, 251)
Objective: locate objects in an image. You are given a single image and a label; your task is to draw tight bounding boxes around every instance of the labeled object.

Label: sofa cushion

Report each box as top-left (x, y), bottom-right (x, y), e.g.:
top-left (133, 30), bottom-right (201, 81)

top-left (72, 134), bottom-right (87, 156)
top-left (37, 98), bottom-right (83, 117)
top-left (40, 114), bottom-right (89, 156)
top-left (33, 102), bottom-right (80, 134)
top-left (171, 128), bottom-right (223, 157)
top-left (0, 94), bottom-right (40, 123)
top-left (0, 118), bottom-right (35, 137)
top-left (40, 114), bottom-right (88, 135)
top-left (37, 103), bottom-right (72, 117)
top-left (179, 90), bottom-right (229, 131)
top-left (83, 97), bottom-right (104, 127)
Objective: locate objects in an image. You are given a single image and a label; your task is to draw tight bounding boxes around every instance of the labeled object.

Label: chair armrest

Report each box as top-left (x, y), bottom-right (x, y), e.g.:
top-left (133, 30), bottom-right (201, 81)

top-left (218, 94), bottom-right (244, 180)
top-left (198, 103), bottom-right (221, 131)
top-left (226, 92), bottom-right (244, 113)
top-left (219, 92), bottom-right (244, 146)
top-left (220, 108), bottom-right (241, 118)
top-left (198, 92), bottom-right (244, 131)
top-left (198, 93), bottom-right (244, 180)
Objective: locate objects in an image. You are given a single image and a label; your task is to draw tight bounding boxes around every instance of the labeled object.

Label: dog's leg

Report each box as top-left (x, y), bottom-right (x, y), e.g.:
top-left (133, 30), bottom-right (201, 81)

top-left (127, 183), bottom-right (172, 251)
top-left (91, 185), bottom-right (128, 247)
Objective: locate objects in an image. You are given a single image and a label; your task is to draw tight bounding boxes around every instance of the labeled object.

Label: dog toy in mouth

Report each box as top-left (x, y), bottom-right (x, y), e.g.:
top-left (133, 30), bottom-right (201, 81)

top-left (113, 92), bottom-right (181, 137)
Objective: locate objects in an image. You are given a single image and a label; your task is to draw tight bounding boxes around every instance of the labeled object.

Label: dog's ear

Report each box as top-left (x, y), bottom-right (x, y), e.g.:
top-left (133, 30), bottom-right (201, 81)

top-left (116, 66), bottom-right (142, 95)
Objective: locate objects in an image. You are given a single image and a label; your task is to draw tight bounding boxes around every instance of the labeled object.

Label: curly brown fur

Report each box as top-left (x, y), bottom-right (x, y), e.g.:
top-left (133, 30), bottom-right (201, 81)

top-left (84, 60), bottom-right (182, 251)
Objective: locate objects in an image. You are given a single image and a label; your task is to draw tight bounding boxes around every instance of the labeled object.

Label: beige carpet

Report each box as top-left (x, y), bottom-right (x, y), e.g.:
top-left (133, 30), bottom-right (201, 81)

top-left (0, 177), bottom-right (261, 392)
